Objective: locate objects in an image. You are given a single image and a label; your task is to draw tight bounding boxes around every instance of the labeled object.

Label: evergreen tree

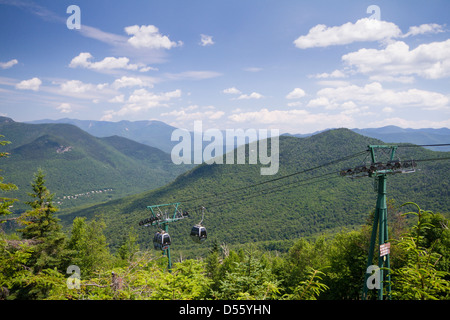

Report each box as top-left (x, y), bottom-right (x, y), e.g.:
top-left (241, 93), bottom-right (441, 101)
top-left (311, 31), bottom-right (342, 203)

top-left (18, 169), bottom-right (66, 273)
top-left (66, 217), bottom-right (112, 277)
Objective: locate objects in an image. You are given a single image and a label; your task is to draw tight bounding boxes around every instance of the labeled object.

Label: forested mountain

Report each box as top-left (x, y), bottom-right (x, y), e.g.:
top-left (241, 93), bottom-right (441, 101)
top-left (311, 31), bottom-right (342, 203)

top-left (59, 128), bottom-right (450, 257)
top-left (0, 117), bottom-right (191, 211)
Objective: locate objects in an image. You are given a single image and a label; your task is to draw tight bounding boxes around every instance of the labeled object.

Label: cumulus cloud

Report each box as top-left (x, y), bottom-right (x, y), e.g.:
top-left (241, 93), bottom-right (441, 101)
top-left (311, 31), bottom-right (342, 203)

top-left (101, 89), bottom-right (182, 120)
top-left (125, 25), bottom-right (182, 49)
top-left (237, 92), bottom-right (264, 100)
top-left (111, 76), bottom-right (155, 89)
top-left (162, 106), bottom-right (224, 122)
top-left (403, 23), bottom-right (444, 37)
top-left (60, 79), bottom-right (106, 93)
top-left (294, 19), bottom-right (445, 49)
top-left (0, 59), bottom-right (18, 69)
top-left (343, 39), bottom-right (450, 80)
top-left (16, 77), bottom-right (42, 91)
top-left (286, 88), bottom-right (306, 99)
top-left (294, 18), bottom-right (402, 49)
top-left (56, 103), bottom-right (72, 113)
top-left (311, 69), bottom-right (347, 79)
top-left (229, 108), bottom-right (355, 133)
top-left (223, 87), bottom-right (242, 94)
top-left (69, 52), bottom-right (139, 71)
top-left (367, 117), bottom-right (450, 129)
top-left (200, 34), bottom-right (214, 46)
top-left (315, 82), bottom-right (449, 110)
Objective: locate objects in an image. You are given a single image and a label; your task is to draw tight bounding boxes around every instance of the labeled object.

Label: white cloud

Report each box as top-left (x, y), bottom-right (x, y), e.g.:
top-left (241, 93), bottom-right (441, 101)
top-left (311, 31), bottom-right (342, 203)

top-left (223, 87), bottom-right (242, 94)
top-left (69, 52), bottom-right (139, 71)
top-left (307, 97), bottom-right (333, 108)
top-left (237, 92), bottom-right (264, 100)
top-left (229, 108), bottom-right (355, 133)
top-left (315, 82), bottom-right (449, 110)
top-left (60, 80), bottom-right (105, 93)
top-left (286, 88), bottom-right (306, 99)
top-left (111, 76), bottom-right (154, 89)
top-left (16, 77), bottom-right (42, 91)
top-left (0, 59), bottom-right (18, 69)
top-left (56, 103), bottom-right (72, 113)
top-left (139, 66), bottom-right (158, 72)
top-left (367, 117), bottom-right (450, 129)
top-left (108, 95), bottom-right (125, 103)
top-left (343, 39), bottom-right (450, 80)
top-left (162, 106), bottom-right (224, 122)
top-left (311, 69), bottom-right (347, 79)
top-left (294, 18), bottom-right (402, 49)
top-left (102, 89), bottom-right (182, 120)
top-left (368, 75), bottom-right (415, 84)
top-left (403, 23), bottom-right (444, 37)
top-left (125, 25), bottom-right (182, 49)
top-left (200, 34), bottom-right (214, 46)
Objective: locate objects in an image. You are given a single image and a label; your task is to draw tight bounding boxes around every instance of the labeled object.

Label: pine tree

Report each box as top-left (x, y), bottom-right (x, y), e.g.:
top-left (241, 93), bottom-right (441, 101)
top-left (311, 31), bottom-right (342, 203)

top-left (18, 169), bottom-right (66, 273)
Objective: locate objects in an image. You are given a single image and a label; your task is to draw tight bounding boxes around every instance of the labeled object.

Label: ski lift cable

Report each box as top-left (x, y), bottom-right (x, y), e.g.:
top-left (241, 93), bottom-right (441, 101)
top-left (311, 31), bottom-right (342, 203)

top-left (177, 150), bottom-right (368, 205)
top-left (202, 173), bottom-right (342, 212)
top-left (185, 156), bottom-right (450, 212)
top-left (191, 170), bottom-right (342, 211)
top-left (396, 143), bottom-right (450, 148)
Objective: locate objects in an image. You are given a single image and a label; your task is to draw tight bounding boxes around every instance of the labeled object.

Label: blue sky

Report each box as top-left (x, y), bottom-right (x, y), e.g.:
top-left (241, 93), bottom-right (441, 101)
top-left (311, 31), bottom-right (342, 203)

top-left (1, 0), bottom-right (450, 133)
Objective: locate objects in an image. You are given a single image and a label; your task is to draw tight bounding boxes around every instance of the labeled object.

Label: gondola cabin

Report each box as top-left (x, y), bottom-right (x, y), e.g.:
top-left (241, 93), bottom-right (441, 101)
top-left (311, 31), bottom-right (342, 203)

top-left (190, 225), bottom-right (207, 244)
top-left (153, 231), bottom-right (171, 251)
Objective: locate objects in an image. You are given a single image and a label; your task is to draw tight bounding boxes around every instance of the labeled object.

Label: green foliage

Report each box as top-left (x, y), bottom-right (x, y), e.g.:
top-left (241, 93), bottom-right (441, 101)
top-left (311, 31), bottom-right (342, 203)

top-left (283, 267), bottom-right (329, 300)
top-left (392, 203), bottom-right (450, 300)
top-left (66, 217), bottom-right (113, 277)
top-left (1, 202), bottom-right (449, 300)
top-left (0, 135), bottom-right (17, 220)
top-left (212, 247), bottom-right (281, 300)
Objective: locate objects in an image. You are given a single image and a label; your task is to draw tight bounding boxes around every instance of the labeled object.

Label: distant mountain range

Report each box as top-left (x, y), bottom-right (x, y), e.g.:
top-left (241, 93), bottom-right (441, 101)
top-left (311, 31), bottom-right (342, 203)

top-left (29, 118), bottom-right (450, 152)
top-left (352, 126), bottom-right (450, 151)
top-left (0, 116), bottom-right (191, 211)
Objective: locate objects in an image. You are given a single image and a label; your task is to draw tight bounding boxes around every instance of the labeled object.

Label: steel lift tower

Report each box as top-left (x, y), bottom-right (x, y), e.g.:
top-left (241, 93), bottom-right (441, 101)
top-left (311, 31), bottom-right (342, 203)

top-left (340, 145), bottom-right (416, 300)
top-left (139, 203), bottom-right (188, 271)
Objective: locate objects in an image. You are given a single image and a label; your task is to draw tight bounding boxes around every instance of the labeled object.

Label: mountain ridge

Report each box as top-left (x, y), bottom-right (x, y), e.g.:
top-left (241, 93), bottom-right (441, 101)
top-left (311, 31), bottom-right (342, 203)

top-left (0, 117), bottom-right (191, 211)
top-left (26, 117), bottom-right (450, 152)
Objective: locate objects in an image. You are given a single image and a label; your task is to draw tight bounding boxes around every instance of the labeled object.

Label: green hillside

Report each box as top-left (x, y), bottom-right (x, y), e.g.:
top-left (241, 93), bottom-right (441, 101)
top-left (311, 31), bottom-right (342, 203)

top-left (0, 117), bottom-right (191, 211)
top-left (59, 128), bottom-right (450, 257)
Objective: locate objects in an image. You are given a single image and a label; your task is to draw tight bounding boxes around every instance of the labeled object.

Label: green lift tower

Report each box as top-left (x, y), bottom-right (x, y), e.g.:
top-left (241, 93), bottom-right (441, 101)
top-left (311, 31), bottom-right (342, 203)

top-left (340, 145), bottom-right (416, 300)
top-left (139, 202), bottom-right (189, 271)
